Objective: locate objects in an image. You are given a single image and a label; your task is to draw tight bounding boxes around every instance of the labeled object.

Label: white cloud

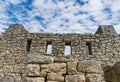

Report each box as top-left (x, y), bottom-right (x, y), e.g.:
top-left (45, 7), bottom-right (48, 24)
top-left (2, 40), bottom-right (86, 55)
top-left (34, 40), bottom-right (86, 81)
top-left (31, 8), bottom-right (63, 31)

top-left (8, 0), bottom-right (26, 5)
top-left (114, 24), bottom-right (120, 34)
top-left (0, 0), bottom-right (120, 34)
top-left (21, 0), bottom-right (120, 34)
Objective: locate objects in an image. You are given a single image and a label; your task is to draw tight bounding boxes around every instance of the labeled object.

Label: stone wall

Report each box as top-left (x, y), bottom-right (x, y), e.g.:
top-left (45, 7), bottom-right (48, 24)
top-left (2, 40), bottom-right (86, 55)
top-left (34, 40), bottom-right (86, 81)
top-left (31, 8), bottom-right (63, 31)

top-left (0, 24), bottom-right (120, 82)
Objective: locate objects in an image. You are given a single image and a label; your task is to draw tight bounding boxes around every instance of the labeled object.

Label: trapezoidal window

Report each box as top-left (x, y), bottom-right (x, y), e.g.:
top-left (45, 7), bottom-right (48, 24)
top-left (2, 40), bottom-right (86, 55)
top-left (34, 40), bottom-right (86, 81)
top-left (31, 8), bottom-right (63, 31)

top-left (86, 42), bottom-right (92, 56)
top-left (46, 41), bottom-right (52, 54)
top-left (64, 41), bottom-right (71, 56)
top-left (26, 39), bottom-right (32, 52)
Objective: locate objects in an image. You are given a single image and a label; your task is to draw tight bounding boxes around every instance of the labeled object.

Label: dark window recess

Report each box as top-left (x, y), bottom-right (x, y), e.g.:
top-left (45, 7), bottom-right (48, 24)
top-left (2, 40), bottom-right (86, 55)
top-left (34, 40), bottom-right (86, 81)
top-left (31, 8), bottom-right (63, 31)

top-left (26, 39), bottom-right (32, 52)
top-left (65, 41), bottom-right (71, 55)
top-left (86, 42), bottom-right (92, 55)
top-left (46, 41), bottom-right (52, 54)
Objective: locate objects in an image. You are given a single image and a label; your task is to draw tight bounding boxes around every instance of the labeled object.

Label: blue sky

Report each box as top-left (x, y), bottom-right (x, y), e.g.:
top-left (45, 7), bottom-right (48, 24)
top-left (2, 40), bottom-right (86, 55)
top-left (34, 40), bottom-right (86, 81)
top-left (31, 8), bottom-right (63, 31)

top-left (0, 0), bottom-right (120, 34)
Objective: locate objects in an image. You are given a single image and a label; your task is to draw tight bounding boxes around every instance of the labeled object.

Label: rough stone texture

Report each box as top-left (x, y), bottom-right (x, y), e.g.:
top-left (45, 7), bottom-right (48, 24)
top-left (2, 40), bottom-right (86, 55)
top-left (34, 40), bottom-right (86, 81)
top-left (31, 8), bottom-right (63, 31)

top-left (47, 81), bottom-right (59, 82)
top-left (26, 77), bottom-right (44, 82)
top-left (104, 61), bottom-right (120, 82)
top-left (0, 76), bottom-right (14, 82)
top-left (95, 25), bottom-right (117, 35)
top-left (27, 64), bottom-right (40, 76)
top-left (104, 69), bottom-right (116, 82)
top-left (112, 61), bottom-right (120, 75)
top-left (27, 54), bottom-right (54, 64)
top-left (54, 56), bottom-right (74, 62)
top-left (47, 73), bottom-right (64, 82)
top-left (5, 24), bottom-right (28, 34)
top-left (86, 74), bottom-right (102, 82)
top-left (0, 24), bottom-right (120, 82)
top-left (67, 62), bottom-right (78, 74)
top-left (0, 73), bottom-right (4, 78)
top-left (66, 75), bottom-right (85, 82)
top-left (41, 63), bottom-right (66, 76)
top-left (77, 60), bottom-right (102, 73)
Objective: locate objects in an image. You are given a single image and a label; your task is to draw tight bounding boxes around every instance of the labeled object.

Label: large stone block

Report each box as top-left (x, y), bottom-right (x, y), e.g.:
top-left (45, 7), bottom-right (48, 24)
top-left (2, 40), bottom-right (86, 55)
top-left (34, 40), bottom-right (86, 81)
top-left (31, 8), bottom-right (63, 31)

top-left (54, 56), bottom-right (74, 62)
top-left (0, 73), bottom-right (4, 78)
top-left (27, 64), bottom-right (40, 76)
top-left (47, 73), bottom-right (64, 82)
top-left (103, 61), bottom-right (120, 82)
top-left (112, 61), bottom-right (120, 74)
top-left (27, 54), bottom-right (54, 64)
top-left (86, 74), bottom-right (102, 82)
top-left (67, 62), bottom-right (78, 74)
top-left (26, 77), bottom-right (44, 82)
top-left (0, 76), bottom-right (14, 82)
top-left (77, 60), bottom-right (102, 73)
top-left (41, 63), bottom-right (66, 76)
top-left (47, 81), bottom-right (59, 82)
top-left (66, 75), bottom-right (85, 82)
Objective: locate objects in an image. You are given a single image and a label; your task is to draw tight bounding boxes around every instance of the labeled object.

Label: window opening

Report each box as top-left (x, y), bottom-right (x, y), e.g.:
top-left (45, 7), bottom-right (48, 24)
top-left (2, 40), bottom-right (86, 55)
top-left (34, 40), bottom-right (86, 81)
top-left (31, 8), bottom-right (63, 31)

top-left (86, 42), bottom-right (92, 56)
top-left (46, 41), bottom-right (52, 54)
top-left (65, 41), bottom-right (71, 56)
top-left (26, 39), bottom-right (32, 52)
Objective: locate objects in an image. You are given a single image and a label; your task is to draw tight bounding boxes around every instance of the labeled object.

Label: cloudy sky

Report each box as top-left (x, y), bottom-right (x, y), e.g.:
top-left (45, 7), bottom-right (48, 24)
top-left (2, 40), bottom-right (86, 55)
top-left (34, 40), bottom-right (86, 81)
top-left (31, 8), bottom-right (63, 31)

top-left (0, 0), bottom-right (120, 34)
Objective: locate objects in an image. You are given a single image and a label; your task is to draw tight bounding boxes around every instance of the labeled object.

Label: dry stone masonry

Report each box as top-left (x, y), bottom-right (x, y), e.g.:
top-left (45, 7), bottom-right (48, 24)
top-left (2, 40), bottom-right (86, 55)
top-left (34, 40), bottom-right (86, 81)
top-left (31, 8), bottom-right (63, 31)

top-left (0, 24), bottom-right (120, 82)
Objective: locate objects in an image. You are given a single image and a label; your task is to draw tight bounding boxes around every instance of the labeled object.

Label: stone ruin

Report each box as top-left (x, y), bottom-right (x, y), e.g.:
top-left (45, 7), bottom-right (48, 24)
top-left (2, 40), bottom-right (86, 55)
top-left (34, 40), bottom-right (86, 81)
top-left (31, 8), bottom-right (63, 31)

top-left (0, 24), bottom-right (120, 82)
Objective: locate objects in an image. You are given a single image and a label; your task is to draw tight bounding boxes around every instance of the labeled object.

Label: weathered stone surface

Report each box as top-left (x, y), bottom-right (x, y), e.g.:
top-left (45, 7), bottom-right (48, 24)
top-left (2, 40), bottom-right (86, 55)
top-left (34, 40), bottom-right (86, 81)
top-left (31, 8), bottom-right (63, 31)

top-left (0, 76), bottom-right (14, 82)
top-left (26, 77), bottom-right (44, 82)
top-left (77, 60), bottom-right (102, 73)
top-left (86, 74), bottom-right (102, 82)
top-left (104, 61), bottom-right (120, 82)
top-left (67, 62), bottom-right (78, 74)
top-left (104, 68), bottom-right (116, 82)
top-left (54, 56), bottom-right (74, 62)
top-left (47, 72), bottom-right (64, 82)
top-left (21, 75), bottom-right (27, 82)
top-left (0, 73), bottom-right (4, 78)
top-left (112, 61), bottom-right (120, 74)
top-left (66, 75), bottom-right (85, 82)
top-left (95, 25), bottom-right (117, 35)
top-left (27, 64), bottom-right (40, 76)
top-left (27, 54), bottom-right (54, 64)
top-left (1, 24), bottom-right (120, 82)
top-left (41, 63), bottom-right (66, 76)
top-left (47, 81), bottom-right (59, 82)
top-left (5, 24), bottom-right (28, 34)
